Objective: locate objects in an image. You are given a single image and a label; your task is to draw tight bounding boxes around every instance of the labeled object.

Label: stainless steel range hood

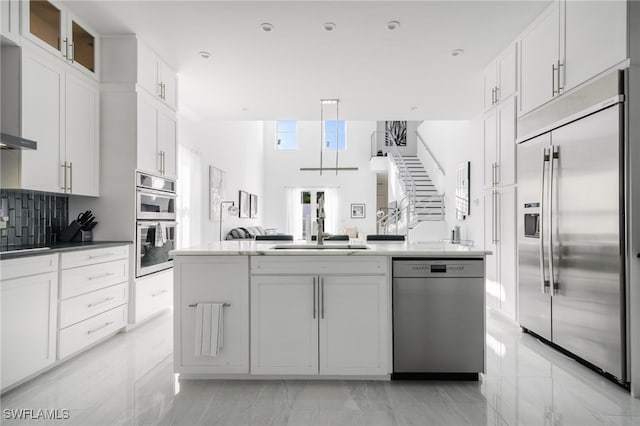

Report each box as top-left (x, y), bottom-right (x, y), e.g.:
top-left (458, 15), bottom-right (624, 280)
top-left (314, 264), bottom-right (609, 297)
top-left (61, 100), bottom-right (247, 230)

top-left (0, 132), bottom-right (37, 150)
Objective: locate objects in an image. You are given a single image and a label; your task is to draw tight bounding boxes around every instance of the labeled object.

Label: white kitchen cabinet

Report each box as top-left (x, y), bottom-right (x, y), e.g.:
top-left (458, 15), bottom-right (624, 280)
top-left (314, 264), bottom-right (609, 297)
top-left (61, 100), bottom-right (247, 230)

top-left (175, 257), bottom-right (249, 375)
top-left (251, 275), bottom-right (319, 375)
top-left (250, 257), bottom-right (390, 376)
top-left (1, 0), bottom-right (20, 45)
top-left (520, 0), bottom-right (627, 116)
top-left (319, 275), bottom-right (388, 375)
top-left (137, 91), bottom-right (177, 178)
top-left (134, 268), bottom-right (172, 324)
top-left (1, 255), bottom-right (58, 391)
top-left (21, 0), bottom-right (99, 79)
top-left (483, 43), bottom-right (517, 111)
top-left (561, 0), bottom-right (626, 93)
top-left (519, 3), bottom-right (560, 116)
top-left (65, 71), bottom-right (99, 196)
top-left (137, 41), bottom-right (177, 110)
top-left (484, 186), bottom-right (517, 321)
top-left (3, 46), bottom-right (99, 195)
top-left (485, 96), bottom-right (517, 189)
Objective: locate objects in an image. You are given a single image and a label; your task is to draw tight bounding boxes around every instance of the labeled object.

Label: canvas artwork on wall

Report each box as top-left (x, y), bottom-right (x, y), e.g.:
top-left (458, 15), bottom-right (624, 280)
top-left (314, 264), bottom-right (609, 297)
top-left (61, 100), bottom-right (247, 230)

top-left (250, 194), bottom-right (258, 218)
top-left (209, 166), bottom-right (225, 221)
top-left (351, 203), bottom-right (366, 218)
top-left (239, 190), bottom-right (250, 218)
top-left (385, 121), bottom-right (407, 146)
top-left (456, 161), bottom-right (471, 220)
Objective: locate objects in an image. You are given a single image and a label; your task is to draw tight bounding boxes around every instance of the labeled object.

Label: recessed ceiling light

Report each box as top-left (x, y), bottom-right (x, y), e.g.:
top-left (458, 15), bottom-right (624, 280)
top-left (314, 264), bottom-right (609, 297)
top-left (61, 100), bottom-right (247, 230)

top-left (323, 22), bottom-right (336, 32)
top-left (199, 51), bottom-right (211, 59)
top-left (410, 106), bottom-right (418, 111)
top-left (241, 107), bottom-right (248, 112)
top-left (386, 21), bottom-right (400, 31)
top-left (260, 23), bottom-right (274, 32)
top-left (451, 48), bottom-right (464, 57)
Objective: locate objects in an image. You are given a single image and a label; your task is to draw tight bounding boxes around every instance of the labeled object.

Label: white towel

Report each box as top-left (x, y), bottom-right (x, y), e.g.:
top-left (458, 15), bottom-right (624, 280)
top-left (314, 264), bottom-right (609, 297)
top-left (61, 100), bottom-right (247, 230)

top-left (154, 222), bottom-right (167, 247)
top-left (194, 303), bottom-right (224, 357)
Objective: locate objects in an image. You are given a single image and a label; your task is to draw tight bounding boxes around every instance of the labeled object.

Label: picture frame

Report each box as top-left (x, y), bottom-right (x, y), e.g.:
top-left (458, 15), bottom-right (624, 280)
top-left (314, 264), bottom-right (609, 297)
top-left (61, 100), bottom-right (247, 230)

top-left (209, 166), bottom-right (225, 221)
top-left (455, 161), bottom-right (471, 220)
top-left (350, 203), bottom-right (366, 219)
top-left (250, 194), bottom-right (258, 218)
top-left (239, 190), bottom-right (250, 218)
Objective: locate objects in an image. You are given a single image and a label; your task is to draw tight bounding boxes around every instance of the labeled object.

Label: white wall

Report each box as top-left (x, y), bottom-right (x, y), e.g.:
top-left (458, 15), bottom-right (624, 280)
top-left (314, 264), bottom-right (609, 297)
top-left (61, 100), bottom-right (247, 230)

top-left (178, 106), bottom-right (264, 244)
top-left (263, 121), bottom-right (378, 238)
top-left (417, 120), bottom-right (484, 245)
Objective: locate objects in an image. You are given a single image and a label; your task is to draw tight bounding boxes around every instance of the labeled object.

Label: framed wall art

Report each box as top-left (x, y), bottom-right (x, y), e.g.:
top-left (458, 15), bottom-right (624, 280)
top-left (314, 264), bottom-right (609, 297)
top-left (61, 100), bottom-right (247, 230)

top-left (351, 203), bottom-right (366, 219)
top-left (250, 194), bottom-right (258, 218)
top-left (239, 190), bottom-right (250, 218)
top-left (209, 166), bottom-right (225, 221)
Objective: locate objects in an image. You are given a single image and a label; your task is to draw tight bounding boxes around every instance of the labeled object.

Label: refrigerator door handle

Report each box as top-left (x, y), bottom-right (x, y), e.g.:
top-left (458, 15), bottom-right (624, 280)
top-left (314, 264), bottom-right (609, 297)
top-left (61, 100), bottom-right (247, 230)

top-left (549, 145), bottom-right (560, 294)
top-left (539, 147), bottom-right (550, 294)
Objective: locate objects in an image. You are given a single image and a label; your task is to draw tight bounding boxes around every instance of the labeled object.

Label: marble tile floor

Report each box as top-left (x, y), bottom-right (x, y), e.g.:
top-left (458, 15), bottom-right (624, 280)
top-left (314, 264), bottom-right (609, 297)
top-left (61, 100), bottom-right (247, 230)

top-left (1, 310), bottom-right (639, 426)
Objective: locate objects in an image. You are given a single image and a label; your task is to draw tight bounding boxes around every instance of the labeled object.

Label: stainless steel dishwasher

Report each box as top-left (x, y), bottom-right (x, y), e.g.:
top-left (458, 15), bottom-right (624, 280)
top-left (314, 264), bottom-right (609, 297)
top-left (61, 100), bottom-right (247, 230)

top-left (392, 258), bottom-right (485, 380)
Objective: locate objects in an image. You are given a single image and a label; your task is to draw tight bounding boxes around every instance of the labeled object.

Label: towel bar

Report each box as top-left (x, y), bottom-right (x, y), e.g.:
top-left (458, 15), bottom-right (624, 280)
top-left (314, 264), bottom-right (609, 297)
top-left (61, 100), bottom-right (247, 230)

top-left (188, 303), bottom-right (231, 308)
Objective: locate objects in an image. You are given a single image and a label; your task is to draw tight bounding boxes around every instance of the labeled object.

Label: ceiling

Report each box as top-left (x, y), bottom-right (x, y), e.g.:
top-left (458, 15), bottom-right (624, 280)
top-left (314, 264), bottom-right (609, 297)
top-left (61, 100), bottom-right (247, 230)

top-left (65, 1), bottom-right (550, 120)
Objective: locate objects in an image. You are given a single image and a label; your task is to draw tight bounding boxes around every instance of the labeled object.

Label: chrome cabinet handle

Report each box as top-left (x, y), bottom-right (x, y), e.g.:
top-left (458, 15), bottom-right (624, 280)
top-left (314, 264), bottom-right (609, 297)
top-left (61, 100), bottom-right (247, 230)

top-left (88, 272), bottom-right (114, 281)
top-left (69, 43), bottom-right (74, 63)
top-left (552, 63), bottom-right (558, 96)
top-left (312, 277), bottom-right (317, 319)
top-left (162, 151), bottom-right (166, 174)
top-left (158, 151), bottom-right (163, 173)
top-left (152, 289), bottom-right (168, 297)
top-left (63, 38), bottom-right (69, 59)
top-left (87, 322), bottom-right (114, 335)
top-left (61, 162), bottom-right (67, 192)
top-left (68, 162), bottom-right (73, 193)
top-left (157, 81), bottom-right (163, 98)
top-left (540, 147), bottom-right (550, 294)
top-left (557, 61), bottom-right (564, 92)
top-left (87, 297), bottom-right (115, 308)
top-left (494, 86), bottom-right (500, 104)
top-left (494, 162), bottom-right (500, 186)
top-left (494, 191), bottom-right (500, 244)
top-left (89, 253), bottom-right (115, 260)
top-left (320, 277), bottom-right (325, 319)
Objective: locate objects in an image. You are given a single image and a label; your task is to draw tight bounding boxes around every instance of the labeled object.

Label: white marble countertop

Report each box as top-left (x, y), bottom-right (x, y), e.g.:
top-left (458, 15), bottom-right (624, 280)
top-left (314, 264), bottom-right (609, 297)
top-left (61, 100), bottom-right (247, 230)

top-left (171, 240), bottom-right (490, 257)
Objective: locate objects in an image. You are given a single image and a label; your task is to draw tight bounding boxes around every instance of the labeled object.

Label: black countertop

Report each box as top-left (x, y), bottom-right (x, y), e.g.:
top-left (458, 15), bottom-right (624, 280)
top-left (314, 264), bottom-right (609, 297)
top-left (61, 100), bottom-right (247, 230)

top-left (0, 241), bottom-right (132, 260)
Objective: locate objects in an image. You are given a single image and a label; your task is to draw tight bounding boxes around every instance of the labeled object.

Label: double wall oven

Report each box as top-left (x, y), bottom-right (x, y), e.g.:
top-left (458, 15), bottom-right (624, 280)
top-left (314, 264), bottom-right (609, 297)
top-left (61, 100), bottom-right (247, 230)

top-left (136, 172), bottom-right (176, 277)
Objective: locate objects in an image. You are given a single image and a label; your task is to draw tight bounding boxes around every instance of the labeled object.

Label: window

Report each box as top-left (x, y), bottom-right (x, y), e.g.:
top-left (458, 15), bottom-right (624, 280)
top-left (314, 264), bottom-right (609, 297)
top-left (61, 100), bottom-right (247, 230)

top-left (286, 187), bottom-right (337, 240)
top-left (276, 120), bottom-right (297, 150)
top-left (324, 120), bottom-right (346, 151)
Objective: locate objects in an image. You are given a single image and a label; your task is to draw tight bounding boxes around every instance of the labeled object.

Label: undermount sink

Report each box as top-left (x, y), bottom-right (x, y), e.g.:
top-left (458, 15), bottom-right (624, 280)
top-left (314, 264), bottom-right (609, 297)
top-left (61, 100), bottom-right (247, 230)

top-left (271, 244), bottom-right (369, 250)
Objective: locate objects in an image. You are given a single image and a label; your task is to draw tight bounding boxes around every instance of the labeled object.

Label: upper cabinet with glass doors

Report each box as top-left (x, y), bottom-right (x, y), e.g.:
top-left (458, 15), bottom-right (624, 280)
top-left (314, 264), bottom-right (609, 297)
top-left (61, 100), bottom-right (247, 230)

top-left (22, 0), bottom-right (99, 79)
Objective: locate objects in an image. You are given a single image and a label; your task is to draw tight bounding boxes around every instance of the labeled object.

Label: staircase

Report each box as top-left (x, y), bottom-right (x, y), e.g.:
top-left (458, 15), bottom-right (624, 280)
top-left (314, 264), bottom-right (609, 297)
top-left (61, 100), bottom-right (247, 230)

top-left (379, 154), bottom-right (445, 234)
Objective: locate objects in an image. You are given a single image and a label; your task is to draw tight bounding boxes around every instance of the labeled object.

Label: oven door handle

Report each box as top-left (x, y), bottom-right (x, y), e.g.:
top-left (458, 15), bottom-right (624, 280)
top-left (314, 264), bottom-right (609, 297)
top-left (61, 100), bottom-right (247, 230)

top-left (136, 188), bottom-right (177, 198)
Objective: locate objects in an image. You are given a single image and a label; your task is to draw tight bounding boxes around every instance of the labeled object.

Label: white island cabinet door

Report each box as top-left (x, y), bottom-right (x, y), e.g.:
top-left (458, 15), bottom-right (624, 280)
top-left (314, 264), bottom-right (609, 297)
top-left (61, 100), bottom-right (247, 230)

top-left (1, 272), bottom-right (58, 390)
top-left (176, 257), bottom-right (249, 374)
top-left (251, 275), bottom-right (318, 375)
top-left (319, 275), bottom-right (389, 375)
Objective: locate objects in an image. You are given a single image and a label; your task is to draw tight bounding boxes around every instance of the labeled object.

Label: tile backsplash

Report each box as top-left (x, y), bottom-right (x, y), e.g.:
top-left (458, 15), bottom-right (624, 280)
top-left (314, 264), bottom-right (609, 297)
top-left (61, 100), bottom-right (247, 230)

top-left (0, 190), bottom-right (69, 248)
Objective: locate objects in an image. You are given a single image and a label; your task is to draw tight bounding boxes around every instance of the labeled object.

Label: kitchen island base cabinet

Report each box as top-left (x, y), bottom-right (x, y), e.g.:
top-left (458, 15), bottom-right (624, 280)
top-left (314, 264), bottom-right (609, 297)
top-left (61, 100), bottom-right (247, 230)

top-left (174, 257), bottom-right (249, 375)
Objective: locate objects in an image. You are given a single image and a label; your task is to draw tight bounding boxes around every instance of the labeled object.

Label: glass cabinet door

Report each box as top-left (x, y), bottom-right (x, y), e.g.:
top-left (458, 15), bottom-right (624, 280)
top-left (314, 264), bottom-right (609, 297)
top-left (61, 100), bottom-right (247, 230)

top-left (28, 0), bottom-right (63, 53)
top-left (70, 20), bottom-right (95, 73)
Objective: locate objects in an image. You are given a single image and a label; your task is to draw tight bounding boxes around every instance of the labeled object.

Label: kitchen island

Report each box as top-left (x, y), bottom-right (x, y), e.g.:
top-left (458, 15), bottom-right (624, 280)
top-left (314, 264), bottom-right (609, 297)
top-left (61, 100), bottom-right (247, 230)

top-left (171, 240), bottom-right (488, 380)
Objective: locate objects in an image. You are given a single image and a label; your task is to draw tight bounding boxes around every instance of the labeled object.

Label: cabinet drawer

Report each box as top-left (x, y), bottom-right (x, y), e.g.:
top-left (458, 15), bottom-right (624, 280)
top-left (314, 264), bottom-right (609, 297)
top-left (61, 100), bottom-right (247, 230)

top-left (60, 259), bottom-right (128, 299)
top-left (251, 256), bottom-right (388, 276)
top-left (1, 254), bottom-right (58, 281)
top-left (60, 245), bottom-right (129, 269)
top-left (134, 268), bottom-right (172, 323)
top-left (60, 283), bottom-right (128, 329)
top-left (58, 305), bottom-right (126, 359)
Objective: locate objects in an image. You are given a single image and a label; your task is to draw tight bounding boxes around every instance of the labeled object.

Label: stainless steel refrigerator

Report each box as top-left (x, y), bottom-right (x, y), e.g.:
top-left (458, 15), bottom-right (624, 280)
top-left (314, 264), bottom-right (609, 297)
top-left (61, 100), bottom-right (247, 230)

top-left (517, 70), bottom-right (627, 383)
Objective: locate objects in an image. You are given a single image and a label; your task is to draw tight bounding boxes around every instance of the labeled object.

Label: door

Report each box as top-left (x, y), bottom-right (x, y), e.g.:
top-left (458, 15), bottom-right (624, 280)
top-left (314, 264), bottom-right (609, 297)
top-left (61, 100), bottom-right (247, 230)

top-left (497, 96), bottom-right (516, 186)
top-left (319, 275), bottom-right (388, 375)
top-left (22, 0), bottom-right (65, 58)
top-left (159, 61), bottom-right (177, 110)
top-left (1, 272), bottom-right (58, 390)
top-left (483, 61), bottom-right (497, 111)
top-left (484, 190), bottom-right (499, 311)
top-left (519, 3), bottom-right (560, 115)
top-left (137, 93), bottom-right (159, 175)
top-left (157, 107), bottom-right (177, 178)
top-left (499, 186), bottom-right (517, 321)
top-left (483, 111), bottom-right (497, 189)
top-left (497, 44), bottom-right (517, 103)
top-left (550, 104), bottom-right (624, 378)
top-left (517, 132), bottom-right (552, 340)
top-left (65, 72), bottom-right (99, 196)
top-left (67, 12), bottom-right (98, 78)
top-left (21, 49), bottom-right (65, 193)
top-left (178, 258), bottom-right (249, 373)
top-left (250, 275), bottom-right (318, 374)
top-left (562, 0), bottom-right (626, 93)
top-left (137, 41), bottom-right (160, 99)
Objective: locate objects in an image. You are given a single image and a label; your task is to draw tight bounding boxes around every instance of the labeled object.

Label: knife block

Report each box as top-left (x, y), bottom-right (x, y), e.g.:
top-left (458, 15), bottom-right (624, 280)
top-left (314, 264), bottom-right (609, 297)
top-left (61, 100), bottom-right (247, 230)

top-left (72, 230), bottom-right (93, 242)
top-left (60, 220), bottom-right (82, 242)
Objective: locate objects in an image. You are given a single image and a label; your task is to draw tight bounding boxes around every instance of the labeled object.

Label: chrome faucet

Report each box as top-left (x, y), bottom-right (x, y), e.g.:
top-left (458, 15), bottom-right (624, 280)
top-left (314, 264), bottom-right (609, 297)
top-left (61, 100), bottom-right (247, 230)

top-left (317, 194), bottom-right (326, 245)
